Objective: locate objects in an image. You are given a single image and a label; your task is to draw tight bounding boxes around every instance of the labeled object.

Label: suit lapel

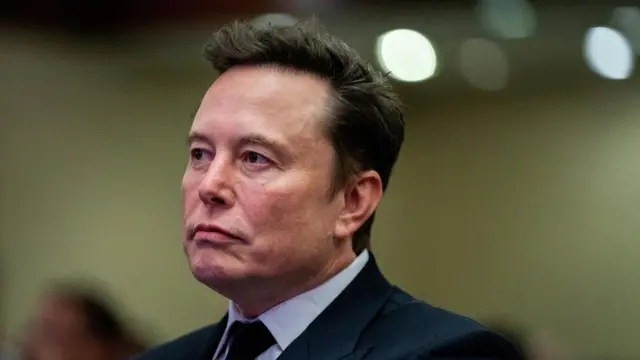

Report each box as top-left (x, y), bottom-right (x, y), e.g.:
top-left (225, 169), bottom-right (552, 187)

top-left (278, 255), bottom-right (393, 360)
top-left (195, 314), bottom-right (228, 360)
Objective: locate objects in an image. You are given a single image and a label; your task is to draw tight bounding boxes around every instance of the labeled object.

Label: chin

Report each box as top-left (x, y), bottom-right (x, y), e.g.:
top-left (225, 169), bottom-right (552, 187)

top-left (187, 249), bottom-right (244, 290)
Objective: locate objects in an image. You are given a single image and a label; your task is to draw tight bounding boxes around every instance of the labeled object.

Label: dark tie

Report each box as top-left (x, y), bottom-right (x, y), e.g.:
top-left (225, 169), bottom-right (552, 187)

top-left (225, 321), bottom-right (276, 360)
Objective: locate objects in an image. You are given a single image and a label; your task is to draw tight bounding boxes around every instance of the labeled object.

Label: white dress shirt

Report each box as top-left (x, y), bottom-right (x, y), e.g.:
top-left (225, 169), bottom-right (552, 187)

top-left (213, 250), bottom-right (370, 360)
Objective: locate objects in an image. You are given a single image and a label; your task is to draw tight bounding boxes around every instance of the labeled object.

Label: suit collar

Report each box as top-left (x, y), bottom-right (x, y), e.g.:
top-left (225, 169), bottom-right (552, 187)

top-left (194, 253), bottom-right (391, 360)
top-left (278, 254), bottom-right (393, 360)
top-left (259, 250), bottom-right (370, 352)
top-left (202, 250), bottom-right (369, 358)
top-left (195, 313), bottom-right (228, 360)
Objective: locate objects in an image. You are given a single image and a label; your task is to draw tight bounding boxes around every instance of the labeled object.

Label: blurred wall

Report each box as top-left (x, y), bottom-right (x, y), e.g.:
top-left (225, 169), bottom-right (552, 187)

top-left (1, 31), bottom-right (639, 358)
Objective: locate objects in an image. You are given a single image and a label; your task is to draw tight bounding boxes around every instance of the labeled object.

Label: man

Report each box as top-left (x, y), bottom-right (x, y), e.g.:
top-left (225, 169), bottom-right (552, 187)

top-left (136, 20), bottom-right (522, 360)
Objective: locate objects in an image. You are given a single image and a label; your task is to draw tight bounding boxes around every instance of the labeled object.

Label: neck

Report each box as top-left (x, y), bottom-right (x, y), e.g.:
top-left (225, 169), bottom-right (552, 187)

top-left (234, 250), bottom-right (357, 318)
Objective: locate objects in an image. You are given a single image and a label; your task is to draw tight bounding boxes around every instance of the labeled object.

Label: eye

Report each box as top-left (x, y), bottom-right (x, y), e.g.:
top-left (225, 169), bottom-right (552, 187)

top-left (190, 148), bottom-right (206, 160)
top-left (242, 151), bottom-right (272, 165)
top-left (189, 148), bottom-right (213, 168)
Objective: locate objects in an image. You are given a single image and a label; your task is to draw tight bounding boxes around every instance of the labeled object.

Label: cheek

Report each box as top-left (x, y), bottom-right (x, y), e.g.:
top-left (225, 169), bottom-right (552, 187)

top-left (241, 187), bottom-right (297, 229)
top-left (181, 174), bottom-right (200, 215)
top-left (240, 181), bottom-right (331, 244)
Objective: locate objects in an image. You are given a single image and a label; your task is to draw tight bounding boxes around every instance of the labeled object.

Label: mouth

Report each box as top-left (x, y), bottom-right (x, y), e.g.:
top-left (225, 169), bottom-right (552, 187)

top-left (189, 224), bottom-right (245, 246)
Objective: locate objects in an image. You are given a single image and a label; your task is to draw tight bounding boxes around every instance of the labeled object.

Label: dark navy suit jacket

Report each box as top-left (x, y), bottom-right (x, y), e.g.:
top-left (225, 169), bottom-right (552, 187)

top-left (134, 256), bottom-right (522, 360)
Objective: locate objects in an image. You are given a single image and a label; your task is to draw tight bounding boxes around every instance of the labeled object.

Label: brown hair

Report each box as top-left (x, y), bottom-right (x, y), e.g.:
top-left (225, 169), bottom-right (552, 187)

top-left (46, 282), bottom-right (148, 357)
top-left (204, 20), bottom-right (405, 253)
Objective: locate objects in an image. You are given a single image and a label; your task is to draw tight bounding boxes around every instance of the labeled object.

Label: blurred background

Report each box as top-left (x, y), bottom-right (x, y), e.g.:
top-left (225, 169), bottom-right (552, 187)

top-left (1, 0), bottom-right (639, 359)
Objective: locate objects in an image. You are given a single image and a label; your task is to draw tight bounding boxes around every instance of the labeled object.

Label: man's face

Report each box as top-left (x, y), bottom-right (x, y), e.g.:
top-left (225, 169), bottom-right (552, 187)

top-left (181, 66), bottom-right (352, 298)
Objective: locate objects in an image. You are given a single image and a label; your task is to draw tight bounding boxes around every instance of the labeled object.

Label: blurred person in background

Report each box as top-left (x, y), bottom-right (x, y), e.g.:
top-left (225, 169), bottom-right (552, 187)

top-left (136, 19), bottom-right (521, 360)
top-left (19, 282), bottom-right (147, 360)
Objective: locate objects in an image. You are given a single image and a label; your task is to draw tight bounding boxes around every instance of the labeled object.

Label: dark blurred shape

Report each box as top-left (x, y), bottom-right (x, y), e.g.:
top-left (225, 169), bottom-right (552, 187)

top-left (351, 0), bottom-right (475, 6)
top-left (53, 0), bottom-right (129, 36)
top-left (2, 0), bottom-right (640, 34)
top-left (0, 0), bottom-right (131, 37)
top-left (20, 281), bottom-right (148, 360)
top-left (0, 0), bottom-right (543, 36)
top-left (0, 0), bottom-right (274, 37)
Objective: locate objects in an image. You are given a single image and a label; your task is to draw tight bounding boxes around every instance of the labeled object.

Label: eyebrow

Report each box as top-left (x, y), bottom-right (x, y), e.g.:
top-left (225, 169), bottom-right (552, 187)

top-left (186, 132), bottom-right (211, 146)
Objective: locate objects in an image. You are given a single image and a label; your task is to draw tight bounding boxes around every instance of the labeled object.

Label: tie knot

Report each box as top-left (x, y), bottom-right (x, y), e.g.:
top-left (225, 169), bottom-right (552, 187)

top-left (226, 321), bottom-right (276, 360)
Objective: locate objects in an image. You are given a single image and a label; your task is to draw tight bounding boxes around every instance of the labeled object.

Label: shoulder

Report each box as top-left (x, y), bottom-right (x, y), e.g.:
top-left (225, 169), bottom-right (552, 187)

top-left (363, 287), bottom-right (523, 359)
top-left (419, 328), bottom-right (524, 360)
top-left (373, 287), bottom-right (485, 336)
top-left (132, 324), bottom-right (217, 360)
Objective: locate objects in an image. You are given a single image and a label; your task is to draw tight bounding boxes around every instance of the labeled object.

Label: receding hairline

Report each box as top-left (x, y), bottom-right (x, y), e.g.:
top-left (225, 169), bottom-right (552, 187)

top-left (214, 62), bottom-right (334, 86)
top-left (209, 63), bottom-right (340, 124)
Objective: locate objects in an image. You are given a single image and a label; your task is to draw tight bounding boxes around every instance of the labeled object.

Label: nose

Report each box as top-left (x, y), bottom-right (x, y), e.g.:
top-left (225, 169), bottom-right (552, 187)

top-left (197, 157), bottom-right (235, 207)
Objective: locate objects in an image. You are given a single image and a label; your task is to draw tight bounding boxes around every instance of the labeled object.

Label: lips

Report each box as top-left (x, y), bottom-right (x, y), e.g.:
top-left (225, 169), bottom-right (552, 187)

top-left (190, 223), bottom-right (244, 245)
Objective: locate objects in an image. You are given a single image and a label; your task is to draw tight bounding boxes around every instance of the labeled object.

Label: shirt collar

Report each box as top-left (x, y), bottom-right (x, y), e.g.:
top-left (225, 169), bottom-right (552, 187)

top-left (224, 250), bottom-right (370, 351)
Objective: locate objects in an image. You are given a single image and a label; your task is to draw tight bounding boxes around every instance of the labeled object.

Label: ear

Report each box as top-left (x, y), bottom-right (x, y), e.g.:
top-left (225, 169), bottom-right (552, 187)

top-left (333, 170), bottom-right (383, 240)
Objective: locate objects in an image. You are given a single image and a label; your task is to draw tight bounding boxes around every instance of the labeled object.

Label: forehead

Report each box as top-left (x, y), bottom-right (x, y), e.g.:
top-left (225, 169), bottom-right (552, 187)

top-left (192, 66), bottom-right (332, 143)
